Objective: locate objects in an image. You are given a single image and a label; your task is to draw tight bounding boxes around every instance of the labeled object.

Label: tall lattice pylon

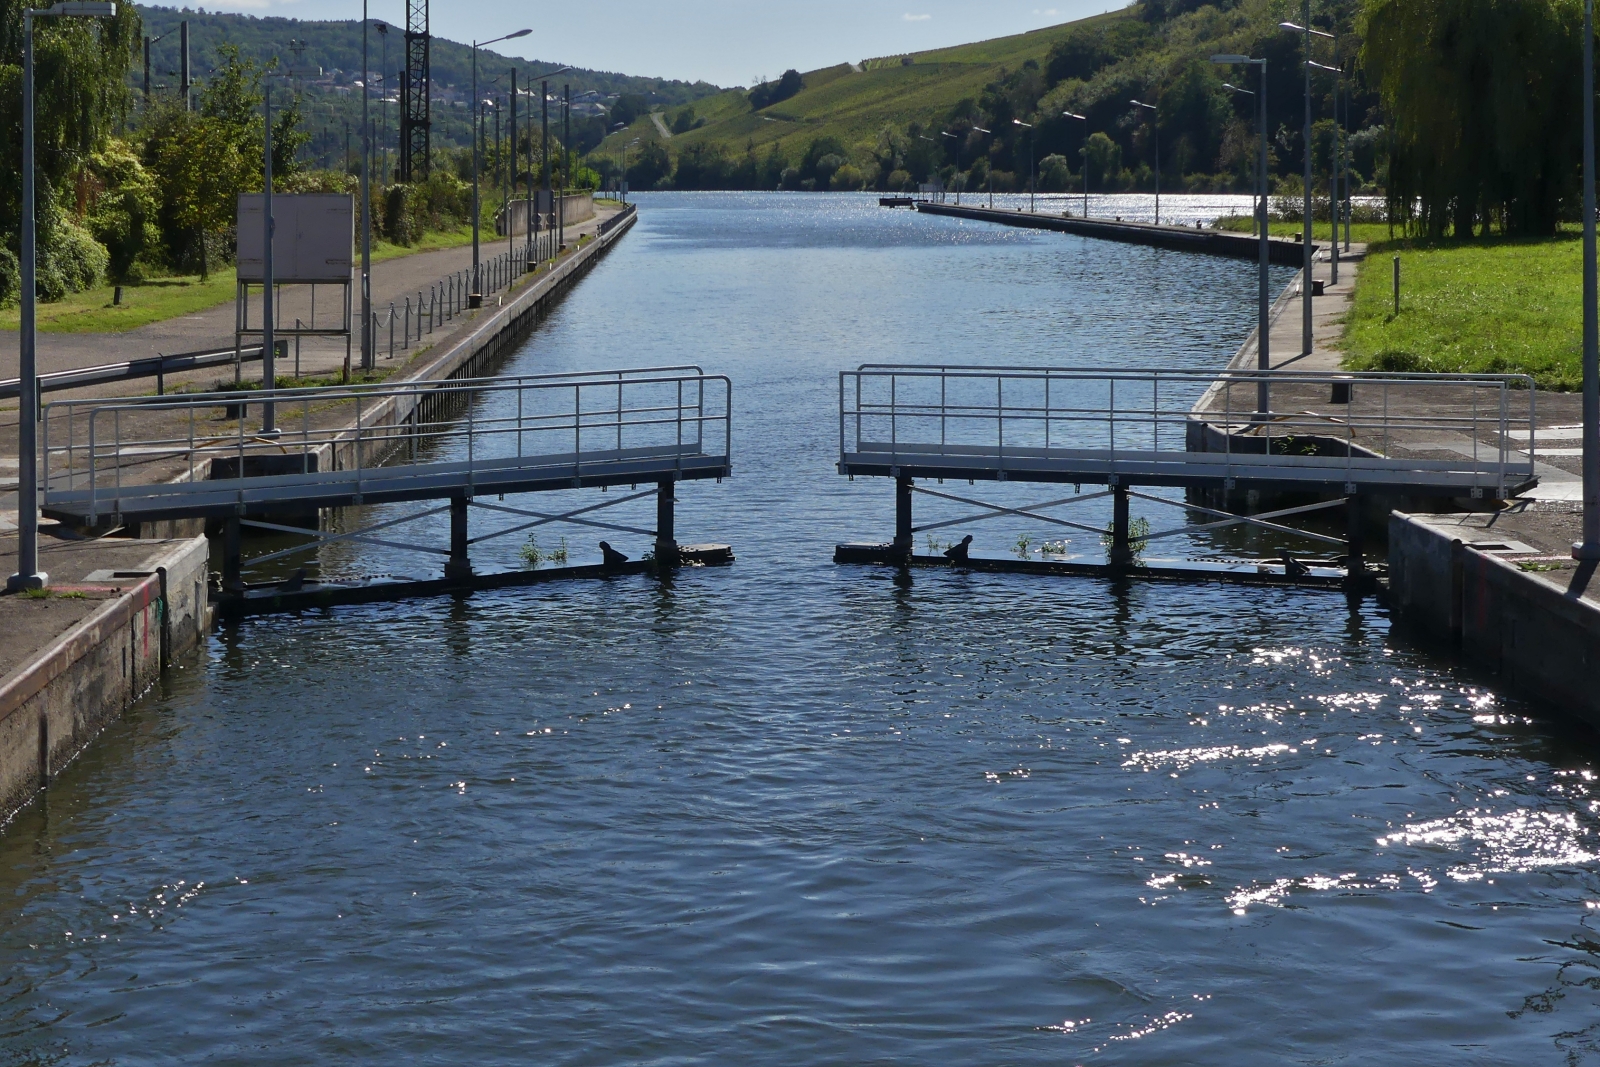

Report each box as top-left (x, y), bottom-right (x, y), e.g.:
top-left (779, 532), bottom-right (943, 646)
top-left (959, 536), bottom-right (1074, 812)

top-left (399, 0), bottom-right (429, 181)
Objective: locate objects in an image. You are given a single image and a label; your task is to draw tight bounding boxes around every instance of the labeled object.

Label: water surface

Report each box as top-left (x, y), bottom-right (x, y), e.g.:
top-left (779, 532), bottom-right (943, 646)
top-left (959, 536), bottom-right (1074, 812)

top-left (2, 194), bottom-right (1597, 1066)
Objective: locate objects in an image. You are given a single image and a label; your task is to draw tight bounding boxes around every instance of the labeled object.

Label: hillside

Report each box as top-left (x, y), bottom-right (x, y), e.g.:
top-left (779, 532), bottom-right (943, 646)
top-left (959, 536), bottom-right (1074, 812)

top-left (135, 7), bottom-right (722, 159)
top-left (591, 12), bottom-right (1125, 173)
top-left (587, 1), bottom-right (1376, 198)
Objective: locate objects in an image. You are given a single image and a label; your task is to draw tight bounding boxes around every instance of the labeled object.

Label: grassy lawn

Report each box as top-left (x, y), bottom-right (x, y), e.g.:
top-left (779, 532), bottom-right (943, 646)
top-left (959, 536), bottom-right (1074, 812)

top-left (0, 223), bottom-right (477, 335)
top-left (1211, 215), bottom-right (1397, 246)
top-left (1343, 233), bottom-right (1581, 390)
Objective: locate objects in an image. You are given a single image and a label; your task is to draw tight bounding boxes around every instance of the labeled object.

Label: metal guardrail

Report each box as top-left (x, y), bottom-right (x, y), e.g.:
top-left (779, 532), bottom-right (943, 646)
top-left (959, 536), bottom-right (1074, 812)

top-left (42, 366), bottom-right (731, 522)
top-left (0, 343), bottom-right (274, 401)
top-left (597, 202), bottom-right (637, 237)
top-left (839, 365), bottom-right (1538, 497)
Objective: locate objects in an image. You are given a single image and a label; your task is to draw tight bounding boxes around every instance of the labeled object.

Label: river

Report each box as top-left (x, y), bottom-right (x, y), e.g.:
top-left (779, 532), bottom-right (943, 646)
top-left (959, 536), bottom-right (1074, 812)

top-left (1, 193), bottom-right (1597, 1065)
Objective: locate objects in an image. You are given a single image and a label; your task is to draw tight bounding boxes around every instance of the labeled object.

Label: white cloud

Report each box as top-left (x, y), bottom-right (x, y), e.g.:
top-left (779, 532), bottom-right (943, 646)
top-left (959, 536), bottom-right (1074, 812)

top-left (903, 12), bottom-right (932, 21)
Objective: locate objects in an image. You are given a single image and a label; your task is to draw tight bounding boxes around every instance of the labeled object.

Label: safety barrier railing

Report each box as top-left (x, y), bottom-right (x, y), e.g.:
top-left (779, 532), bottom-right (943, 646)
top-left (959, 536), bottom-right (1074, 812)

top-left (840, 365), bottom-right (1537, 494)
top-left (42, 366), bottom-right (729, 520)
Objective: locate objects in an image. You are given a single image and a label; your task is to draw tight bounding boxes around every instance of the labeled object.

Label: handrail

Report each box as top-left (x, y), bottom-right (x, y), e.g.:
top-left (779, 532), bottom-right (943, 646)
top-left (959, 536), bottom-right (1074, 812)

top-left (838, 365), bottom-right (1537, 496)
top-left (42, 367), bottom-right (729, 519)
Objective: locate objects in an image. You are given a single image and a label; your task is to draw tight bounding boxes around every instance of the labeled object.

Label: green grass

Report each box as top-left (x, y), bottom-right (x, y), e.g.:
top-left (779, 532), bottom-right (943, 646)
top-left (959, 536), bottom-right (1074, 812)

top-left (0, 273), bottom-right (237, 334)
top-left (1211, 216), bottom-right (1397, 246)
top-left (1, 224), bottom-right (477, 335)
top-left (591, 11), bottom-right (1128, 165)
top-left (1343, 233), bottom-right (1582, 390)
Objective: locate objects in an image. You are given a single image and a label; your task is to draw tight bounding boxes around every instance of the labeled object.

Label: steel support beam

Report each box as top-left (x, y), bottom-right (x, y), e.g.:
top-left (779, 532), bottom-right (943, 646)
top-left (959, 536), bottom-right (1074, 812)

top-left (894, 476), bottom-right (914, 558)
top-left (447, 493), bottom-right (472, 579)
top-left (1110, 485), bottom-right (1133, 567)
top-left (655, 478), bottom-right (680, 567)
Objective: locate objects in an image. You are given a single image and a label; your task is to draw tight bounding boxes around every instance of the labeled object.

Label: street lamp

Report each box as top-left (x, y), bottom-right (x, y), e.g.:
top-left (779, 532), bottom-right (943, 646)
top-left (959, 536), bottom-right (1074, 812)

top-left (471, 28), bottom-right (532, 306)
top-left (9, 0), bottom-right (117, 594)
top-left (1130, 99), bottom-right (1160, 225)
top-left (1280, 13), bottom-right (1328, 357)
top-left (1574, 0), bottom-right (1600, 566)
top-left (1213, 53), bottom-right (1271, 418)
top-left (142, 28), bottom-right (171, 105)
top-left (1013, 118), bottom-right (1036, 213)
top-left (1308, 59), bottom-right (1345, 284)
top-left (972, 126), bottom-right (992, 206)
top-left (1063, 111), bottom-right (1088, 217)
top-left (941, 130), bottom-right (962, 204)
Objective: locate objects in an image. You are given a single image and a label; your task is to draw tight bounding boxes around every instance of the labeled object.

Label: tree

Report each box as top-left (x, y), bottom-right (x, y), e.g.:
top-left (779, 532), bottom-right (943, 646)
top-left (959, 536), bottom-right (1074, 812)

top-left (0, 0), bottom-right (140, 299)
top-left (749, 69), bottom-right (802, 110)
top-left (1362, 0), bottom-right (1582, 236)
top-left (1083, 131), bottom-right (1122, 188)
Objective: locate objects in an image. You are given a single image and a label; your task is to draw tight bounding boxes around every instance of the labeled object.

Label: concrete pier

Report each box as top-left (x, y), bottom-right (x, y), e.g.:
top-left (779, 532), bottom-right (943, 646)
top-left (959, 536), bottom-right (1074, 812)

top-left (913, 201), bottom-right (1311, 265)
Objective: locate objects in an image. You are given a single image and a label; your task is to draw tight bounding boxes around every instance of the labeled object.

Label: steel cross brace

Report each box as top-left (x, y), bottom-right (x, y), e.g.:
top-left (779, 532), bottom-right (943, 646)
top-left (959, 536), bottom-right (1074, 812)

top-left (909, 484), bottom-right (1115, 536)
top-left (1128, 490), bottom-right (1350, 547)
top-left (466, 489), bottom-right (658, 546)
top-left (240, 505), bottom-right (454, 568)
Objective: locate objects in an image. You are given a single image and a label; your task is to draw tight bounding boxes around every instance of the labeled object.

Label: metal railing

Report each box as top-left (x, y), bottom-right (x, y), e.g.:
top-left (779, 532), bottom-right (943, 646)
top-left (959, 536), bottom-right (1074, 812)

top-left (42, 366), bottom-right (730, 521)
top-left (840, 365), bottom-right (1537, 495)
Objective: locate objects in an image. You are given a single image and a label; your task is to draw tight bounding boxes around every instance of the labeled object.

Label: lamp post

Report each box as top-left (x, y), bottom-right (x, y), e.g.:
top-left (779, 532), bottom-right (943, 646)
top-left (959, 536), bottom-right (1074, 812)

top-left (1063, 111), bottom-right (1088, 217)
top-left (359, 1), bottom-right (371, 369)
top-left (1013, 118), bottom-right (1035, 212)
top-left (941, 130), bottom-right (962, 204)
top-left (142, 28), bottom-right (170, 105)
top-left (470, 29), bottom-right (531, 307)
top-left (1213, 54), bottom-right (1270, 417)
top-left (1129, 99), bottom-right (1160, 225)
top-left (9, 0), bottom-right (117, 594)
top-left (561, 83), bottom-right (570, 250)
top-left (622, 137), bottom-right (639, 203)
top-left (972, 126), bottom-right (992, 206)
top-left (1280, 12), bottom-right (1322, 357)
top-left (1308, 60), bottom-right (1343, 284)
top-left (1574, 0), bottom-right (1600, 559)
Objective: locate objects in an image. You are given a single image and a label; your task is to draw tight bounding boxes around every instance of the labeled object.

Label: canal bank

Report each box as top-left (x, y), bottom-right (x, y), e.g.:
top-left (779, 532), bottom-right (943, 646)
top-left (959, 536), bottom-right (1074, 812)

top-left (0, 534), bottom-right (208, 823)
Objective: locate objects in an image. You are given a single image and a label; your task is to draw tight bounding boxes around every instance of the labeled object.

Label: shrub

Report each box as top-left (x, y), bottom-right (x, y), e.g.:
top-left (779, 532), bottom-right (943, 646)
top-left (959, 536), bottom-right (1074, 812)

top-left (384, 184), bottom-right (416, 245)
top-left (886, 169), bottom-right (912, 191)
top-left (37, 217), bottom-right (108, 301)
top-left (0, 247), bottom-right (19, 308)
top-left (830, 163), bottom-right (865, 190)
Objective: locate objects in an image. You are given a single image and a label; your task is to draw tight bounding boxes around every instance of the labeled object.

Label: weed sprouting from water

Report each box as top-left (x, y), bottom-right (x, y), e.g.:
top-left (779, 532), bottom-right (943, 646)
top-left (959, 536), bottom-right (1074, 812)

top-left (520, 535), bottom-right (544, 568)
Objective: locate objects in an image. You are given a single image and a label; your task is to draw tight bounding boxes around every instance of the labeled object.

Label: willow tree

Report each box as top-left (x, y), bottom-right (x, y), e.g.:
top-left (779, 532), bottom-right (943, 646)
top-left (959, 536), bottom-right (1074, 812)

top-left (1362, 0), bottom-right (1583, 237)
top-left (0, 0), bottom-right (140, 297)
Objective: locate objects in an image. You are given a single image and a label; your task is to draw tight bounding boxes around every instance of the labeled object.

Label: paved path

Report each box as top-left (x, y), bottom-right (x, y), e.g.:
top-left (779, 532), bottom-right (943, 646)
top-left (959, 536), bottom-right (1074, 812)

top-left (649, 112), bottom-right (672, 139)
top-left (1203, 239), bottom-right (1584, 503)
top-left (0, 208), bottom-right (609, 383)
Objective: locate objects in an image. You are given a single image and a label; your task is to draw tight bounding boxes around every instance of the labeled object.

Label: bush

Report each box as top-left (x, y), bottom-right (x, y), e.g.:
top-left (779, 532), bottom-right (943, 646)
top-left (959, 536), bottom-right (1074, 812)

top-left (1039, 154), bottom-right (1072, 192)
top-left (384, 184), bottom-right (416, 245)
top-left (37, 218), bottom-right (108, 301)
top-left (0, 247), bottom-right (19, 308)
top-left (750, 69), bottom-right (803, 111)
top-left (830, 164), bottom-right (865, 191)
top-left (886, 169), bottom-right (912, 191)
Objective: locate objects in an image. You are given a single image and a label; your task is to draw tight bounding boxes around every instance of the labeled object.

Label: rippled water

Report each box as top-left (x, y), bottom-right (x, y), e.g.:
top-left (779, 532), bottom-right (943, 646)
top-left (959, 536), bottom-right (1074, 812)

top-left (2, 194), bottom-right (1598, 1065)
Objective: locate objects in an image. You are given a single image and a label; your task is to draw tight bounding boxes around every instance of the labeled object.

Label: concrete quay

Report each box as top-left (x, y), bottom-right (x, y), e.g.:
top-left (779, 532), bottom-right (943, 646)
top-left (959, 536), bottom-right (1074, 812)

top-left (913, 200), bottom-right (1311, 265)
top-left (0, 533), bottom-right (208, 824)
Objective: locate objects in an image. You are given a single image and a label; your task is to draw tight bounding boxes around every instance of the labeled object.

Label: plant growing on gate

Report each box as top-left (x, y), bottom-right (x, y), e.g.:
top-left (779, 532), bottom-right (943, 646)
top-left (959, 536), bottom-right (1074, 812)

top-left (1100, 517), bottom-right (1151, 560)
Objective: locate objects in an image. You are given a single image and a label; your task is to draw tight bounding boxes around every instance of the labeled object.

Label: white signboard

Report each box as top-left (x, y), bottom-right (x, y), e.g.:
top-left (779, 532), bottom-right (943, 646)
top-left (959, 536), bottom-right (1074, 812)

top-left (236, 193), bottom-right (354, 283)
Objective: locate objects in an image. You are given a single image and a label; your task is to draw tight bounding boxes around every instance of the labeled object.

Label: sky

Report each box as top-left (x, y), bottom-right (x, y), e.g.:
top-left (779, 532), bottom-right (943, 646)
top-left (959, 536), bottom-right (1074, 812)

top-left (146, 0), bottom-right (1125, 87)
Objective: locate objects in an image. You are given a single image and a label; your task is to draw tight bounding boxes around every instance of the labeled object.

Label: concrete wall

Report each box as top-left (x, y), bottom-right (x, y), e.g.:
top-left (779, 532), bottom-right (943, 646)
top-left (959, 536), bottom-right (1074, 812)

top-left (1389, 511), bottom-right (1600, 732)
top-left (498, 193), bottom-right (596, 238)
top-left (0, 535), bottom-right (210, 823)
